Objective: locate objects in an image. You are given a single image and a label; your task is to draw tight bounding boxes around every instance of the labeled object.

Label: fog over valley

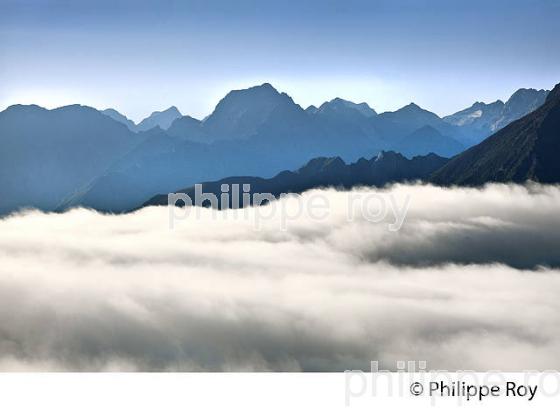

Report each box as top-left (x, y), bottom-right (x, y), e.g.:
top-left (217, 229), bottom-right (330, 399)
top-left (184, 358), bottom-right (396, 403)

top-left (1, 184), bottom-right (559, 371)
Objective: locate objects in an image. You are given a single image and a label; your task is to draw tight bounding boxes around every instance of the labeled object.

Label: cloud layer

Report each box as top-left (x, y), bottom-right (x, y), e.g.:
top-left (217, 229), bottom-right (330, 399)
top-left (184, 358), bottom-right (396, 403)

top-left (1, 183), bottom-right (560, 371)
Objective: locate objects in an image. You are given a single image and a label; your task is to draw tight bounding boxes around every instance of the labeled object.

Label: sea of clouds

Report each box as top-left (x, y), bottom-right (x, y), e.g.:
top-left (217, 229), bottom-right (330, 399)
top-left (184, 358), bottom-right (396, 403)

top-left (1, 183), bottom-right (560, 371)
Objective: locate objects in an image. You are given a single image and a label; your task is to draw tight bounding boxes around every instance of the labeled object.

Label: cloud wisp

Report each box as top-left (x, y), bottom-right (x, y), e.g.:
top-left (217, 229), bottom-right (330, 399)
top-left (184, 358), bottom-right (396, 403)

top-left (0, 183), bottom-right (559, 371)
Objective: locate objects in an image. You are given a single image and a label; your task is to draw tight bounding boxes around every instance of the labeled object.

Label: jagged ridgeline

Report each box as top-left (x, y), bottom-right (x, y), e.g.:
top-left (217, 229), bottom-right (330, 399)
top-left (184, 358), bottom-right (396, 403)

top-left (0, 83), bottom-right (554, 214)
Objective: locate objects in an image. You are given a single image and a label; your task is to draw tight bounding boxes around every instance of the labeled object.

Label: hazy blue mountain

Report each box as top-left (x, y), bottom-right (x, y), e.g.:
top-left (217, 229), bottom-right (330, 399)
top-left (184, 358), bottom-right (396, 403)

top-left (103, 106), bottom-right (185, 132)
top-left (165, 83), bottom-right (306, 143)
top-left (308, 97), bottom-right (381, 146)
top-left (101, 108), bottom-right (137, 131)
top-left (60, 85), bottom-right (391, 212)
top-left (201, 83), bottom-right (300, 142)
top-left (143, 151), bottom-right (449, 209)
top-left (166, 83), bottom-right (469, 154)
top-left (443, 100), bottom-right (505, 128)
top-left (377, 103), bottom-right (453, 135)
top-left (0, 104), bottom-right (141, 215)
top-left (393, 125), bottom-right (464, 158)
top-left (317, 97), bottom-right (377, 118)
top-left (58, 84), bottom-right (477, 212)
top-left (443, 88), bottom-right (549, 146)
top-left (166, 85), bottom-right (380, 147)
top-left (305, 105), bottom-right (319, 114)
top-left (8, 82), bottom-right (552, 215)
top-left (442, 100), bottom-right (505, 145)
top-left (166, 83), bottom-right (387, 155)
top-left (366, 103), bottom-right (468, 154)
top-left (432, 83), bottom-right (560, 185)
top-left (494, 88), bottom-right (549, 130)
top-left (57, 128), bottom-right (224, 212)
top-left (167, 115), bottom-right (205, 141)
top-left (61, 88), bottom-right (385, 212)
top-left (136, 106), bottom-right (182, 131)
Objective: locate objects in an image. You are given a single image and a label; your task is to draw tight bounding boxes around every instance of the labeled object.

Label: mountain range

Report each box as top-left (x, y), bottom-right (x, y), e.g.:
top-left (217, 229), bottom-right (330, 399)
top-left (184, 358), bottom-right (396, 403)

top-left (0, 104), bottom-right (139, 215)
top-left (143, 82), bottom-right (560, 209)
top-left (102, 106), bottom-right (182, 132)
top-left (442, 88), bottom-right (549, 145)
top-left (0, 83), bottom-right (554, 215)
top-left (144, 151), bottom-right (448, 208)
top-left (432, 83), bottom-right (560, 185)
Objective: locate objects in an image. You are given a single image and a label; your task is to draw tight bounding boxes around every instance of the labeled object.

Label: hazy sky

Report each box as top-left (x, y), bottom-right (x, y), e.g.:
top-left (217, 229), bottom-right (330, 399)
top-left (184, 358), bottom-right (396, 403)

top-left (1, 0), bottom-right (559, 121)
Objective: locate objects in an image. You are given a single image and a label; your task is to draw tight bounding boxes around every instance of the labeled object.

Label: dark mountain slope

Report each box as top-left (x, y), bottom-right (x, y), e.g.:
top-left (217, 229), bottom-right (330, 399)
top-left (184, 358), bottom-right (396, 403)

top-left (432, 83), bottom-right (560, 185)
top-left (0, 104), bottom-right (141, 214)
top-left (143, 151), bottom-right (448, 208)
top-left (443, 88), bottom-right (550, 146)
top-left (64, 85), bottom-right (389, 212)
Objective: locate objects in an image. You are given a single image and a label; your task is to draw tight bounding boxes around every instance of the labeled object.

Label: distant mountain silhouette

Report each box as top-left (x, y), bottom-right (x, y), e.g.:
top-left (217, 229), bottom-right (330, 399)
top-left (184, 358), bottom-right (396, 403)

top-left (201, 83), bottom-right (300, 141)
top-left (432, 83), bottom-right (560, 185)
top-left (496, 88), bottom-right (550, 129)
top-left (1, 82), bottom-right (554, 215)
top-left (0, 104), bottom-right (140, 214)
top-left (143, 151), bottom-right (449, 209)
top-left (57, 83), bottom-right (554, 212)
top-left (166, 83), bottom-right (464, 154)
top-left (136, 106), bottom-right (182, 131)
top-left (305, 105), bottom-right (319, 114)
top-left (376, 103), bottom-right (461, 138)
top-left (393, 125), bottom-right (464, 158)
top-left (442, 100), bottom-right (505, 145)
top-left (59, 103), bottom-right (383, 212)
top-left (102, 108), bottom-right (137, 131)
top-left (443, 88), bottom-right (549, 146)
top-left (102, 106), bottom-right (183, 132)
top-left (379, 103), bottom-right (439, 132)
top-left (317, 97), bottom-right (377, 118)
top-left (57, 127), bottom-right (223, 212)
top-left (167, 115), bottom-right (205, 141)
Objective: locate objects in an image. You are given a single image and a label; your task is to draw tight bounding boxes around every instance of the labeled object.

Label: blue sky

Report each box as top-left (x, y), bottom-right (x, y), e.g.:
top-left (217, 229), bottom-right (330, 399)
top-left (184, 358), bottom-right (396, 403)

top-left (1, 0), bottom-right (559, 121)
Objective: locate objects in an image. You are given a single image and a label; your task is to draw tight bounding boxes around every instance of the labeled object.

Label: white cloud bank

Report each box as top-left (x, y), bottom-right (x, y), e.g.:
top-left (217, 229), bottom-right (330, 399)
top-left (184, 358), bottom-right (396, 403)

top-left (1, 183), bottom-right (560, 371)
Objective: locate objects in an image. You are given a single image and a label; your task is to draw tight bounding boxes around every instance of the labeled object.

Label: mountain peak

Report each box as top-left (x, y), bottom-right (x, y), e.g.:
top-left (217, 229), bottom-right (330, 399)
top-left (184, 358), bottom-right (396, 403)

top-left (504, 88), bottom-right (549, 108)
top-left (432, 83), bottom-right (560, 185)
top-left (54, 104), bottom-right (88, 110)
top-left (101, 108), bottom-right (137, 131)
top-left (384, 102), bottom-right (439, 120)
top-left (318, 97), bottom-right (377, 117)
top-left (401, 102), bottom-right (421, 110)
top-left (442, 89), bottom-right (548, 142)
top-left (375, 150), bottom-right (406, 162)
top-left (167, 105), bottom-right (180, 113)
top-left (297, 156), bottom-right (346, 175)
top-left (390, 102), bottom-right (434, 116)
top-left (201, 83), bottom-right (298, 140)
top-left (508, 87), bottom-right (547, 98)
top-left (234, 83), bottom-right (281, 97)
top-left (259, 82), bottom-right (276, 91)
top-left (3, 104), bottom-right (46, 115)
top-left (305, 105), bottom-right (319, 114)
top-left (546, 82), bottom-right (560, 103)
top-left (154, 106), bottom-right (181, 116)
top-left (136, 106), bottom-right (182, 131)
